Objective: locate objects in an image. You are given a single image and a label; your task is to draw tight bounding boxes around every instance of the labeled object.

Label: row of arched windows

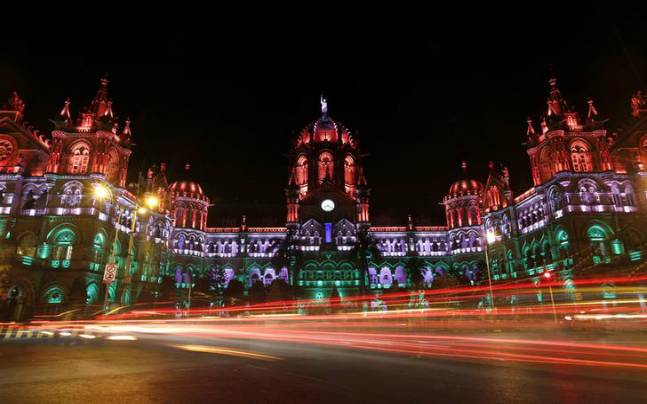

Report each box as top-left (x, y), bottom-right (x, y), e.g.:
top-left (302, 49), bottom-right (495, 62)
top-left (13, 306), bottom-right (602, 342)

top-left (294, 153), bottom-right (357, 195)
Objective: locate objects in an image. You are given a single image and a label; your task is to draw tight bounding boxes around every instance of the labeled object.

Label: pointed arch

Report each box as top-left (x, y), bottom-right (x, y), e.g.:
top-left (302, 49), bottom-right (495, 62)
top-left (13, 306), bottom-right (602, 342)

top-left (569, 139), bottom-right (593, 172)
top-left (68, 141), bottom-right (91, 174)
top-left (317, 151), bottom-right (334, 184)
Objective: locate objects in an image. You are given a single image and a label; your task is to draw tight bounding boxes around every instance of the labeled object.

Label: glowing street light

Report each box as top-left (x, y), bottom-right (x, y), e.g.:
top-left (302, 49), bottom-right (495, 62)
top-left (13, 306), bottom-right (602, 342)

top-left (483, 229), bottom-right (496, 311)
top-left (544, 271), bottom-right (558, 323)
top-left (144, 194), bottom-right (160, 210)
top-left (94, 183), bottom-right (111, 200)
top-left (486, 230), bottom-right (496, 245)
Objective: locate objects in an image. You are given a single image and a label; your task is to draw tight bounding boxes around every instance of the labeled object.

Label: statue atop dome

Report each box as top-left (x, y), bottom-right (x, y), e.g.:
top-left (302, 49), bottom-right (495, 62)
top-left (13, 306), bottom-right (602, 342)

top-left (320, 94), bottom-right (328, 115)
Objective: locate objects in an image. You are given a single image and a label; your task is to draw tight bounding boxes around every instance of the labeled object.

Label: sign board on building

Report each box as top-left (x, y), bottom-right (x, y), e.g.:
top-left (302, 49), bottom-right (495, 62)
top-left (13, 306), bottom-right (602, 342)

top-left (103, 263), bottom-right (117, 284)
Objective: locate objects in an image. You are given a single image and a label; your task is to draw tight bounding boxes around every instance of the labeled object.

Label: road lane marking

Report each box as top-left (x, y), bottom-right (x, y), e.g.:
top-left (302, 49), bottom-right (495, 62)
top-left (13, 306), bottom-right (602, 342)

top-left (171, 344), bottom-right (282, 361)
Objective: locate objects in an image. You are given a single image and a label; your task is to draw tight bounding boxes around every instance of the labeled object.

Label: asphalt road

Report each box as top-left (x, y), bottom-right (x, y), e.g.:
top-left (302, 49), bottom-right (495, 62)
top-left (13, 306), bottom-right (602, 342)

top-left (1, 333), bottom-right (647, 404)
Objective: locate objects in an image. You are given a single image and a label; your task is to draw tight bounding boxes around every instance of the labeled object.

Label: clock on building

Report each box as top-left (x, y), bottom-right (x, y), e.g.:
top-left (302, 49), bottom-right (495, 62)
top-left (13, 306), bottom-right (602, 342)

top-left (321, 199), bottom-right (335, 212)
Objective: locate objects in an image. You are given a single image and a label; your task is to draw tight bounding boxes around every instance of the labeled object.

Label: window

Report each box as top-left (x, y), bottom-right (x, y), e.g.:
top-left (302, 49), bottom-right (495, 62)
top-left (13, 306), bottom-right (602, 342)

top-left (344, 155), bottom-right (357, 194)
top-left (0, 138), bottom-right (15, 162)
top-left (295, 155), bottom-right (308, 195)
top-left (570, 141), bottom-right (593, 172)
top-left (318, 152), bottom-right (334, 184)
top-left (69, 143), bottom-right (90, 174)
top-left (587, 224), bottom-right (611, 263)
top-left (52, 228), bottom-right (76, 263)
top-left (93, 233), bottom-right (106, 265)
top-left (17, 233), bottom-right (37, 257)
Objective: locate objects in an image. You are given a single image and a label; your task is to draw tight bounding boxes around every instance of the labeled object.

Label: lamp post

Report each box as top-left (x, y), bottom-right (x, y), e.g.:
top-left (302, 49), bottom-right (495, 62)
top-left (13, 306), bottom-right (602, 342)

top-left (543, 271), bottom-right (558, 323)
top-left (121, 194), bottom-right (160, 305)
top-left (94, 183), bottom-right (119, 312)
top-left (94, 183), bottom-right (159, 311)
top-left (484, 229), bottom-right (497, 311)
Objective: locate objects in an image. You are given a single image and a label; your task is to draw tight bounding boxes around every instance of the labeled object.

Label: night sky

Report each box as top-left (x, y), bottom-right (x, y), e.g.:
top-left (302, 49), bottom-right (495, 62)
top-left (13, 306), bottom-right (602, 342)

top-left (1, 6), bottom-right (645, 226)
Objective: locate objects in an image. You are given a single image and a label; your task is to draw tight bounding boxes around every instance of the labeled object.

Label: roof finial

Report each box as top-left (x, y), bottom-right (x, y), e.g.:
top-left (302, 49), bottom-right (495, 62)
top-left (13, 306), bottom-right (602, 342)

top-left (103, 100), bottom-right (114, 118)
top-left (461, 160), bottom-right (467, 176)
top-left (587, 97), bottom-right (598, 119)
top-left (184, 162), bottom-right (191, 171)
top-left (526, 117), bottom-right (536, 136)
top-left (320, 93), bottom-right (328, 115)
top-left (59, 97), bottom-right (71, 122)
top-left (121, 117), bottom-right (132, 137)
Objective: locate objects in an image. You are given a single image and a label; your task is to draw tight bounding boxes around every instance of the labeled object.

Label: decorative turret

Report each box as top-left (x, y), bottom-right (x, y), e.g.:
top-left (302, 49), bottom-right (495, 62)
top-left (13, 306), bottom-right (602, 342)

top-left (483, 161), bottom-right (513, 213)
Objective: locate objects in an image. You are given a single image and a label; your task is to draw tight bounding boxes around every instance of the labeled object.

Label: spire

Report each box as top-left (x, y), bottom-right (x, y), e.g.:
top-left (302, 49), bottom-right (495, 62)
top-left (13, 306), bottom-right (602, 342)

top-left (320, 93), bottom-right (328, 116)
top-left (587, 97), bottom-right (598, 120)
top-left (461, 160), bottom-right (467, 176)
top-left (59, 97), bottom-right (71, 123)
top-left (540, 116), bottom-right (549, 134)
top-left (526, 117), bottom-right (536, 136)
top-left (104, 100), bottom-right (114, 118)
top-left (546, 77), bottom-right (567, 117)
top-left (121, 117), bottom-right (132, 137)
top-left (89, 75), bottom-right (111, 118)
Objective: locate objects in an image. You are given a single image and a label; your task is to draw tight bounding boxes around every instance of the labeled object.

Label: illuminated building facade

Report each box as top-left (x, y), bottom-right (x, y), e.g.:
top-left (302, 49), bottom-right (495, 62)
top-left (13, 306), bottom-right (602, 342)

top-left (1, 77), bottom-right (647, 319)
top-left (0, 79), bottom-right (171, 320)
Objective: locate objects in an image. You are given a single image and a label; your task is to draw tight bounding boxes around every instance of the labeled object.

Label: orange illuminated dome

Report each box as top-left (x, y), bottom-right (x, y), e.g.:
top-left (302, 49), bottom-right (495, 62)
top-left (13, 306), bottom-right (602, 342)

top-left (447, 161), bottom-right (484, 198)
top-left (168, 163), bottom-right (208, 201)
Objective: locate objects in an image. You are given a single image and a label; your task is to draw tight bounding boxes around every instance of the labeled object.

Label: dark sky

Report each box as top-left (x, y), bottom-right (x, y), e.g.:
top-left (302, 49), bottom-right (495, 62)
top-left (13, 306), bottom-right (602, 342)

top-left (1, 6), bottom-right (645, 226)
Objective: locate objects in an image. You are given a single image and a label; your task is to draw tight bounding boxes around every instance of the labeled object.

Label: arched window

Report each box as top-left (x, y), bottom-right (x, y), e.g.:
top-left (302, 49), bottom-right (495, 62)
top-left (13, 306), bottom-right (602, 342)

top-left (506, 250), bottom-right (514, 274)
top-left (344, 155), bottom-right (357, 194)
top-left (16, 232), bottom-right (37, 258)
top-left (61, 181), bottom-right (83, 208)
top-left (52, 228), bottom-right (76, 264)
top-left (556, 229), bottom-right (570, 259)
top-left (86, 283), bottom-right (99, 305)
top-left (0, 138), bottom-right (15, 163)
top-left (625, 184), bottom-right (636, 206)
top-left (587, 224), bottom-right (611, 263)
top-left (69, 142), bottom-right (90, 174)
top-left (318, 152), bottom-right (334, 184)
top-left (379, 267), bottom-right (393, 288)
top-left (570, 141), bottom-right (593, 172)
top-left (295, 155), bottom-right (308, 195)
top-left (42, 286), bottom-right (65, 305)
top-left (93, 233), bottom-right (106, 265)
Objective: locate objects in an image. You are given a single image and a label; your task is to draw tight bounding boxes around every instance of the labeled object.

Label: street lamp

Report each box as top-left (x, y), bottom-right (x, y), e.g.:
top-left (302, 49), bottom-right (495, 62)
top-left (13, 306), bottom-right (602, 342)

top-left (544, 271), bottom-right (558, 323)
top-left (484, 229), bottom-right (496, 311)
top-left (94, 183), bottom-right (119, 311)
top-left (94, 183), bottom-right (161, 310)
top-left (121, 193), bottom-right (160, 304)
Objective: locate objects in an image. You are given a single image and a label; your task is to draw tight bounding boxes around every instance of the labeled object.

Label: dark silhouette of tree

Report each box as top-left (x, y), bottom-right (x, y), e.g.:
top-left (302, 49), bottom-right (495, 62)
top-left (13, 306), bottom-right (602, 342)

top-left (159, 277), bottom-right (176, 301)
top-left (248, 279), bottom-right (266, 305)
top-left (349, 230), bottom-right (381, 293)
top-left (223, 279), bottom-right (244, 306)
top-left (406, 255), bottom-right (425, 290)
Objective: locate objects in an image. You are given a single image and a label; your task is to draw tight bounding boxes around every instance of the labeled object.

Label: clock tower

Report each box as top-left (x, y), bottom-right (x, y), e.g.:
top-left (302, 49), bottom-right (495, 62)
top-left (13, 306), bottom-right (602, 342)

top-left (285, 96), bottom-right (370, 232)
